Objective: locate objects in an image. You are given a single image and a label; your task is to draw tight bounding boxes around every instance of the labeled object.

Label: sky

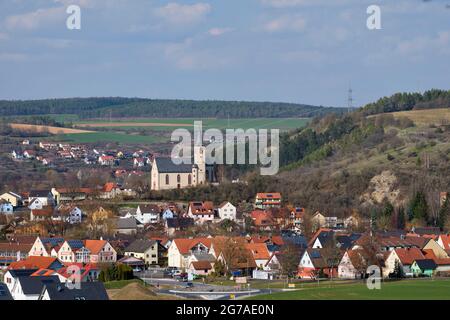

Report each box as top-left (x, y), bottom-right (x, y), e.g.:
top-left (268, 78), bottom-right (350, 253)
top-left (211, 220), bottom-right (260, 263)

top-left (0, 0), bottom-right (449, 107)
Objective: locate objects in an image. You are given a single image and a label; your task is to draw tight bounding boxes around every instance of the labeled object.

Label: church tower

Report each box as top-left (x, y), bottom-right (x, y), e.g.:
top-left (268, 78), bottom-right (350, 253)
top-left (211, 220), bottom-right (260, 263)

top-left (194, 146), bottom-right (206, 185)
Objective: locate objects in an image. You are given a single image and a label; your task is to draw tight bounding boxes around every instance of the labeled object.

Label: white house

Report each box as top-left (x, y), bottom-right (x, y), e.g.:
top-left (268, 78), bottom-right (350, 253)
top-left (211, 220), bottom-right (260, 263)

top-left (218, 202), bottom-right (237, 221)
top-left (28, 198), bottom-right (45, 210)
top-left (168, 238), bottom-right (212, 269)
top-left (0, 201), bottom-right (13, 214)
top-left (338, 250), bottom-right (367, 279)
top-left (135, 205), bottom-right (160, 224)
top-left (187, 201), bottom-right (215, 224)
top-left (4, 270), bottom-right (60, 300)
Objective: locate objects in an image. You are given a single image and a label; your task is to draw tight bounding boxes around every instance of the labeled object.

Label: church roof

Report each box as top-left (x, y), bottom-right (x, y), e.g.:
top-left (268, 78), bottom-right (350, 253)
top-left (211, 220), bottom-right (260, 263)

top-left (154, 157), bottom-right (193, 173)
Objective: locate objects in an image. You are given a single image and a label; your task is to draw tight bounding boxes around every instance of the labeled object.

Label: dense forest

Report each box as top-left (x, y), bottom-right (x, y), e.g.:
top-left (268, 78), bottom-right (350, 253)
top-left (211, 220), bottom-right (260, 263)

top-left (0, 97), bottom-right (343, 119)
top-left (360, 89), bottom-right (450, 116)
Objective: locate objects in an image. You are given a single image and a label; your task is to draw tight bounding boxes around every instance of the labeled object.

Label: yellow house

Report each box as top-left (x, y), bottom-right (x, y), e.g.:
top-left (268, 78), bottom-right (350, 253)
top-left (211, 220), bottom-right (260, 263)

top-left (0, 192), bottom-right (23, 207)
top-left (423, 239), bottom-right (449, 259)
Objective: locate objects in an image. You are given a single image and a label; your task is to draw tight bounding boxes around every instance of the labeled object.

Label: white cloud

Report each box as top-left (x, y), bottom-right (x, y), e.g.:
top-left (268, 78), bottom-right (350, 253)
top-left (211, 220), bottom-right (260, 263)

top-left (5, 6), bottom-right (65, 30)
top-left (262, 15), bottom-right (306, 33)
top-left (208, 27), bottom-right (233, 36)
top-left (260, 0), bottom-right (352, 8)
top-left (155, 2), bottom-right (211, 25)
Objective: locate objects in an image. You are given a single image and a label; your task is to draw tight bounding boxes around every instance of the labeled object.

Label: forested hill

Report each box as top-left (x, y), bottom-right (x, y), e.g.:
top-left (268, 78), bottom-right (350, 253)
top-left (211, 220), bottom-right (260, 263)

top-left (360, 89), bottom-right (450, 116)
top-left (0, 97), bottom-right (343, 119)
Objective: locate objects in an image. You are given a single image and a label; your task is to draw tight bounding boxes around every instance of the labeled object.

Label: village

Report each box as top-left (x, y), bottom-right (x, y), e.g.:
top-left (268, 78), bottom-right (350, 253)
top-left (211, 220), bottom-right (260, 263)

top-left (2, 173), bottom-right (450, 300)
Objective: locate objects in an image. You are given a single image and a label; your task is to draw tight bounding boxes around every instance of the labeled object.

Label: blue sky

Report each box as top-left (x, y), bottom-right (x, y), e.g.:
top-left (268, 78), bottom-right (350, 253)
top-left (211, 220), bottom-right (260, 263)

top-left (0, 0), bottom-right (449, 107)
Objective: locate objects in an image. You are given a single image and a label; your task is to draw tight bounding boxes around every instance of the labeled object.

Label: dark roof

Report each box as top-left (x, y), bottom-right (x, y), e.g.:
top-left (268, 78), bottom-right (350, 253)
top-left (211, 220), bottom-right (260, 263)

top-left (412, 227), bottom-right (441, 236)
top-left (124, 239), bottom-right (156, 253)
top-left (7, 269), bottom-right (39, 277)
top-left (414, 259), bottom-right (438, 270)
top-left (115, 217), bottom-right (138, 229)
top-left (41, 282), bottom-right (109, 300)
top-left (29, 190), bottom-right (51, 198)
top-left (282, 235), bottom-right (307, 248)
top-left (67, 240), bottom-right (84, 249)
top-left (41, 237), bottom-right (65, 247)
top-left (336, 234), bottom-right (361, 250)
top-left (155, 157), bottom-right (193, 173)
top-left (0, 283), bottom-right (13, 300)
top-left (166, 217), bottom-right (194, 229)
top-left (18, 276), bottom-right (60, 295)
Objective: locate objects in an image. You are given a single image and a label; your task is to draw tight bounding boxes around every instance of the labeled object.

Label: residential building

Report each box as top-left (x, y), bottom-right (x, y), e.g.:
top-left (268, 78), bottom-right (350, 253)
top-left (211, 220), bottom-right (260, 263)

top-left (187, 201), bottom-right (215, 224)
top-left (124, 239), bottom-right (166, 266)
top-left (218, 202), bottom-right (237, 221)
top-left (168, 238), bottom-right (212, 269)
top-left (255, 193), bottom-right (282, 210)
top-left (0, 192), bottom-right (22, 207)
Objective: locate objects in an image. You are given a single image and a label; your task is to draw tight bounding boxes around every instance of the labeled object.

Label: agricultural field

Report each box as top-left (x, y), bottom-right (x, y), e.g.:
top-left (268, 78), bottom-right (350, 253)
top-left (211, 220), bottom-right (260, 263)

top-left (73, 117), bottom-right (310, 131)
top-left (247, 279), bottom-right (450, 300)
top-left (55, 132), bottom-right (166, 144)
top-left (381, 108), bottom-right (450, 127)
top-left (9, 123), bottom-right (92, 134)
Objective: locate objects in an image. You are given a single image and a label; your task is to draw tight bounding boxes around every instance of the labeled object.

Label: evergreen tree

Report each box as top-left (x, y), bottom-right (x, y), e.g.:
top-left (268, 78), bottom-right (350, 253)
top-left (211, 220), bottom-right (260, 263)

top-left (409, 191), bottom-right (428, 222)
top-left (397, 207), bottom-right (406, 230)
top-left (438, 198), bottom-right (450, 229)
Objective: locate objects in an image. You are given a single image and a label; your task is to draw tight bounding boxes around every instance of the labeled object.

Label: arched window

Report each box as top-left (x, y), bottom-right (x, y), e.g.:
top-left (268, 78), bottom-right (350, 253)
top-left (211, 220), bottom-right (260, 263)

top-left (165, 174), bottom-right (170, 185)
top-left (177, 174), bottom-right (181, 183)
top-left (188, 174), bottom-right (192, 185)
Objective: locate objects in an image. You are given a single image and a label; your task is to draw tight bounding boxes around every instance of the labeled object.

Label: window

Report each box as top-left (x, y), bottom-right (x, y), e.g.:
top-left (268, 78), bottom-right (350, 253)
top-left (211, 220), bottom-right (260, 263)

top-left (177, 174), bottom-right (181, 183)
top-left (165, 174), bottom-right (170, 185)
top-left (188, 174), bottom-right (192, 185)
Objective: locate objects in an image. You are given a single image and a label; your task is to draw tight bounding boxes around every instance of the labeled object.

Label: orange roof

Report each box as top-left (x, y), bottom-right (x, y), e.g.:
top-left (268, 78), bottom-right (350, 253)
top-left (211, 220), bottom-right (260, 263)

top-left (439, 235), bottom-right (450, 250)
top-left (256, 193), bottom-right (281, 200)
top-left (84, 240), bottom-right (107, 254)
top-left (394, 248), bottom-right (425, 265)
top-left (251, 210), bottom-right (273, 226)
top-left (191, 261), bottom-right (212, 270)
top-left (245, 243), bottom-right (271, 260)
top-left (103, 182), bottom-right (118, 193)
top-left (8, 256), bottom-right (59, 270)
top-left (423, 249), bottom-right (450, 265)
top-left (173, 238), bottom-right (212, 254)
top-left (31, 268), bottom-right (57, 277)
top-left (308, 228), bottom-right (333, 246)
top-left (31, 206), bottom-right (53, 217)
top-left (189, 201), bottom-right (214, 215)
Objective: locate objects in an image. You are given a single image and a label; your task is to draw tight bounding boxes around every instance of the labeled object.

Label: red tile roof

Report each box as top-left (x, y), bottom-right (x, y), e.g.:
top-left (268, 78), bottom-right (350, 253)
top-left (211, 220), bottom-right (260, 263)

top-left (8, 256), bottom-right (59, 270)
top-left (84, 240), bottom-right (107, 254)
top-left (394, 248), bottom-right (425, 265)
top-left (256, 193), bottom-right (281, 200)
top-left (191, 261), bottom-right (212, 270)
top-left (245, 243), bottom-right (271, 260)
top-left (439, 235), bottom-right (450, 250)
top-left (173, 238), bottom-right (212, 254)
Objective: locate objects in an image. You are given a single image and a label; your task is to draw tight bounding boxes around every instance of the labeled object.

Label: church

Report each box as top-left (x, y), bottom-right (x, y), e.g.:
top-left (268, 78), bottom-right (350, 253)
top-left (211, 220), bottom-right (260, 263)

top-left (151, 146), bottom-right (216, 191)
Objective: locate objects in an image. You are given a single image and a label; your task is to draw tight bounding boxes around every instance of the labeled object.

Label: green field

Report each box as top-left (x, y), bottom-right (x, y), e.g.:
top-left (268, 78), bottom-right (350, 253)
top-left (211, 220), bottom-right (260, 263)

top-left (55, 132), bottom-right (165, 144)
top-left (75, 118), bottom-right (310, 131)
top-left (247, 279), bottom-right (450, 300)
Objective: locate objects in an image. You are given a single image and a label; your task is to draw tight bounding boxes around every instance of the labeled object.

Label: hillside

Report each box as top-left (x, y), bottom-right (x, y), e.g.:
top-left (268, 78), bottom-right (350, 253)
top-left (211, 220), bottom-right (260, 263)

top-left (0, 97), bottom-right (343, 119)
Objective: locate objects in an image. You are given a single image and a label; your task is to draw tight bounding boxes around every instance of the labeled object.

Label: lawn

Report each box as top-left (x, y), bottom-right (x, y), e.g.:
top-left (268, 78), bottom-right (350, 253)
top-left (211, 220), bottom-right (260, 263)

top-left (103, 279), bottom-right (144, 290)
top-left (246, 279), bottom-right (450, 300)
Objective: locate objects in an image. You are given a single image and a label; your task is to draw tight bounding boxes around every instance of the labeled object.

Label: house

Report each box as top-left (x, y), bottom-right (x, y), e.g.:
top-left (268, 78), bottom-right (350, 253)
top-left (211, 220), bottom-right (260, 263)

top-left (411, 259), bottom-right (437, 277)
top-left (423, 249), bottom-right (450, 274)
top-left (168, 238), bottom-right (212, 269)
top-left (51, 188), bottom-right (90, 204)
top-left (264, 253), bottom-right (283, 272)
top-left (118, 256), bottom-right (145, 271)
top-left (28, 198), bottom-right (45, 210)
top-left (57, 240), bottom-right (90, 264)
top-left (134, 205), bottom-right (161, 224)
top-left (57, 205), bottom-right (83, 224)
top-left (245, 243), bottom-right (271, 269)
top-left (8, 256), bottom-right (64, 271)
top-left (28, 190), bottom-right (53, 207)
top-left (52, 263), bottom-right (100, 283)
top-left (39, 281), bottom-right (109, 300)
top-left (298, 248), bottom-right (340, 279)
top-left (0, 200), bottom-right (13, 214)
top-left (162, 208), bottom-right (176, 220)
top-left (165, 218), bottom-right (194, 236)
top-left (437, 234), bottom-right (450, 254)
top-left (338, 249), bottom-right (368, 279)
top-left (309, 228), bottom-right (334, 249)
top-left (0, 192), bottom-right (22, 207)
top-left (255, 193), bottom-right (281, 210)
top-left (210, 237), bottom-right (257, 276)
top-left (0, 283), bottom-right (13, 300)
top-left (311, 211), bottom-right (338, 229)
top-left (100, 182), bottom-right (121, 199)
top-left (188, 260), bottom-right (213, 276)
top-left (30, 206), bottom-right (54, 222)
top-left (124, 239), bottom-right (166, 266)
top-left (114, 217), bottom-right (139, 235)
top-left (6, 271), bottom-right (60, 300)
top-left (383, 248), bottom-right (426, 278)
top-left (218, 202), bottom-right (237, 221)
top-left (29, 237), bottom-right (65, 257)
top-left (251, 210), bottom-right (274, 231)
top-left (98, 155), bottom-right (115, 166)
top-left (133, 157), bottom-right (145, 167)
top-left (84, 240), bottom-right (117, 263)
top-left (187, 201), bottom-right (215, 224)
top-left (23, 150), bottom-right (36, 159)
top-left (0, 242), bottom-right (32, 269)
